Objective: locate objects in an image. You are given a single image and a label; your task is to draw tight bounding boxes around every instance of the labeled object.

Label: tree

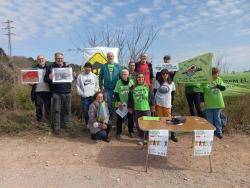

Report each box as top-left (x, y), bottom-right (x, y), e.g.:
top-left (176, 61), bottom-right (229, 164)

top-left (213, 54), bottom-right (229, 74)
top-left (69, 19), bottom-right (160, 66)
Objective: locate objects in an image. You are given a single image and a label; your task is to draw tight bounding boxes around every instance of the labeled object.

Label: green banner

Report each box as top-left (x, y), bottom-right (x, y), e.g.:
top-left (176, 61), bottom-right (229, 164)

top-left (174, 53), bottom-right (212, 83)
top-left (221, 72), bottom-right (250, 96)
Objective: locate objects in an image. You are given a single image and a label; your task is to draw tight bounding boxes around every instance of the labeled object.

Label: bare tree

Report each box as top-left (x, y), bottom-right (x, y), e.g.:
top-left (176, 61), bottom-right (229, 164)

top-left (213, 54), bottom-right (229, 74)
top-left (70, 19), bottom-right (160, 66)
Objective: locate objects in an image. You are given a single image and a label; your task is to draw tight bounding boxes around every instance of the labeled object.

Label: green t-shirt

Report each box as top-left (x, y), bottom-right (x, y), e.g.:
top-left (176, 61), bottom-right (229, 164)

top-left (185, 83), bottom-right (202, 94)
top-left (201, 77), bottom-right (225, 109)
top-left (108, 63), bottom-right (115, 80)
top-left (132, 84), bottom-right (150, 111)
top-left (114, 79), bottom-right (134, 107)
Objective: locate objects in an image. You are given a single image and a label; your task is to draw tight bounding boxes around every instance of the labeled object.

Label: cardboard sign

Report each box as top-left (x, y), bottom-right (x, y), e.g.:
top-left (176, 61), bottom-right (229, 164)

top-left (52, 67), bottom-right (73, 83)
top-left (148, 130), bottom-right (169, 157)
top-left (194, 130), bottom-right (214, 156)
top-left (21, 69), bottom-right (40, 84)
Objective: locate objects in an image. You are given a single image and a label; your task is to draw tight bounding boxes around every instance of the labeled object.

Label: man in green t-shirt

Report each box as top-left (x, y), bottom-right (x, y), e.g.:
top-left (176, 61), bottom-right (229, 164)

top-left (114, 69), bottom-right (134, 139)
top-left (99, 52), bottom-right (121, 116)
top-left (201, 67), bottom-right (226, 139)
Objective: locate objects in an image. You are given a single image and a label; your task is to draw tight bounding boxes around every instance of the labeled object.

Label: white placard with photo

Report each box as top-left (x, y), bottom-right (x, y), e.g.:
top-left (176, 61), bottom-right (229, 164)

top-left (194, 130), bottom-right (214, 156)
top-left (52, 67), bottom-right (73, 83)
top-left (148, 130), bottom-right (169, 157)
top-left (154, 63), bottom-right (179, 73)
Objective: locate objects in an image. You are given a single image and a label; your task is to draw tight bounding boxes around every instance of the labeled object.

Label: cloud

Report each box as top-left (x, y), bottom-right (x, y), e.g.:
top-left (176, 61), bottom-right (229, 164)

top-left (0, 0), bottom-right (114, 41)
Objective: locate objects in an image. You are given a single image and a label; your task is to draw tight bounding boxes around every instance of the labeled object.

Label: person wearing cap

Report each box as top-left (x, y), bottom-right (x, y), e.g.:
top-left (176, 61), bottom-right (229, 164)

top-left (76, 62), bottom-right (99, 125)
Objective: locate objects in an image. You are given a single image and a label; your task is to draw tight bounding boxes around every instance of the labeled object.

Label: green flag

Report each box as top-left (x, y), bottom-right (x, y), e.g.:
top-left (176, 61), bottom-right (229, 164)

top-left (174, 53), bottom-right (212, 83)
top-left (221, 72), bottom-right (250, 96)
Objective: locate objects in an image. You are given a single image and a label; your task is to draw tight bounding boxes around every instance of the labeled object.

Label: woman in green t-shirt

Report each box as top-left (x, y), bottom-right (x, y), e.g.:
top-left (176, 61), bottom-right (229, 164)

top-left (128, 73), bottom-right (155, 145)
top-left (202, 67), bottom-right (226, 139)
top-left (114, 69), bottom-right (134, 139)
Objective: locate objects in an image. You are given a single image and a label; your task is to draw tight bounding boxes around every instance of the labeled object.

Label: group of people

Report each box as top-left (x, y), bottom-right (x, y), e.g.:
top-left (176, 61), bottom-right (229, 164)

top-left (31, 51), bottom-right (226, 145)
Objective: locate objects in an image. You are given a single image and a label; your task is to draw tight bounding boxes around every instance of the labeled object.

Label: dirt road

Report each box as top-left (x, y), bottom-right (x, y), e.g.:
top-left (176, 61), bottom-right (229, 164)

top-left (0, 133), bottom-right (249, 188)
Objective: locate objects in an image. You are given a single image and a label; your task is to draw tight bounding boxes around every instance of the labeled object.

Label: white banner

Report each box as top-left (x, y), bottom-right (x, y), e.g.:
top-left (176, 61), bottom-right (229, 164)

top-left (148, 130), bottom-right (169, 157)
top-left (194, 130), bottom-right (214, 156)
top-left (155, 63), bottom-right (179, 72)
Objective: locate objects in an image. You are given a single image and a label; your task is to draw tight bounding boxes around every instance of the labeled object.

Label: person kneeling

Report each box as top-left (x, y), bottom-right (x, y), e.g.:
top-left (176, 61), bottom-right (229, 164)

top-left (88, 91), bottom-right (112, 142)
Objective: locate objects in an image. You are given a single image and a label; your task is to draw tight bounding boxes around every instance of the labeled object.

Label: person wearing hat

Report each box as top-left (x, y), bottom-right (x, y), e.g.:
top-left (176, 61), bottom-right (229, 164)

top-left (76, 62), bottom-right (99, 125)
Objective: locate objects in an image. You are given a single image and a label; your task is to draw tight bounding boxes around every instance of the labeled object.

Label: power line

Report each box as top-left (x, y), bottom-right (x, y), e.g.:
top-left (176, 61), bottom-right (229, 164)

top-left (2, 20), bottom-right (14, 56)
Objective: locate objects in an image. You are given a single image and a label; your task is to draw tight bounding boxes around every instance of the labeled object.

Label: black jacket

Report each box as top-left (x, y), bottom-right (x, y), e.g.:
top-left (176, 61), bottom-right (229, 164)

top-left (44, 62), bottom-right (71, 94)
top-left (135, 61), bottom-right (154, 84)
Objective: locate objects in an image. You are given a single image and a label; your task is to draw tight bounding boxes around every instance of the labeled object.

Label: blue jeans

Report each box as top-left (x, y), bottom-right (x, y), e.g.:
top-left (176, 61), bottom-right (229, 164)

top-left (205, 109), bottom-right (222, 134)
top-left (96, 121), bottom-right (112, 140)
top-left (104, 89), bottom-right (114, 116)
top-left (81, 97), bottom-right (92, 125)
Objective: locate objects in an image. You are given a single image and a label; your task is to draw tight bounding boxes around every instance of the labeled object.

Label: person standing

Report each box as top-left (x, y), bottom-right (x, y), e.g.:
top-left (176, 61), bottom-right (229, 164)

top-left (99, 52), bottom-right (121, 115)
top-left (76, 62), bottom-right (99, 125)
top-left (128, 73), bottom-right (155, 145)
top-left (44, 52), bottom-right (73, 135)
top-left (185, 83), bottom-right (203, 117)
top-left (202, 67), bottom-right (226, 139)
top-left (154, 69), bottom-right (178, 142)
top-left (135, 53), bottom-right (154, 87)
top-left (128, 60), bottom-right (136, 82)
top-left (31, 55), bottom-right (51, 125)
top-left (114, 69), bottom-right (134, 139)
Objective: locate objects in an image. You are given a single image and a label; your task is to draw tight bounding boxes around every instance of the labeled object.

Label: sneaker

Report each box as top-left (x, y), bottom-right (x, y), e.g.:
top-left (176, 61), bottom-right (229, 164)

top-left (215, 132), bottom-right (223, 139)
top-left (170, 136), bottom-right (178, 142)
top-left (138, 140), bottom-right (143, 146)
top-left (103, 138), bottom-right (110, 143)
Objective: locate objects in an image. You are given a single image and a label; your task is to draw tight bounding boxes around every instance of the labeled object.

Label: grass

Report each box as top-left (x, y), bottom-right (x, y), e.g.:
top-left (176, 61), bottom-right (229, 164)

top-left (0, 61), bottom-right (249, 136)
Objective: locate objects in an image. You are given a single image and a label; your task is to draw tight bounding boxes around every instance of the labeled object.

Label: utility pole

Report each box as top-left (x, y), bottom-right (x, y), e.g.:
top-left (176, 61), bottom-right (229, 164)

top-left (2, 20), bottom-right (14, 56)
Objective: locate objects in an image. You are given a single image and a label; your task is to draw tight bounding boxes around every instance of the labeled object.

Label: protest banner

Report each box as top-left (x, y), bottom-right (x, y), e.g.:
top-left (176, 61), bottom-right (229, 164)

top-left (221, 72), bottom-right (250, 96)
top-left (174, 53), bottom-right (212, 83)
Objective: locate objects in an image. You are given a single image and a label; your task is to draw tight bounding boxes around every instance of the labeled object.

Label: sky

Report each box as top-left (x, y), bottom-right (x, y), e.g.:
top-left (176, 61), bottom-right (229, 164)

top-left (0, 0), bottom-right (250, 71)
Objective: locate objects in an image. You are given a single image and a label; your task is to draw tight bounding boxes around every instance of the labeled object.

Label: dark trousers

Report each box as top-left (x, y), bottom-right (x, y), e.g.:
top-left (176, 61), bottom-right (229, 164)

top-left (81, 96), bottom-right (92, 125)
top-left (52, 92), bottom-right (71, 130)
top-left (96, 121), bottom-right (112, 140)
top-left (116, 112), bottom-right (134, 135)
top-left (185, 92), bottom-right (203, 117)
top-left (35, 92), bottom-right (51, 121)
top-left (134, 110), bottom-right (151, 139)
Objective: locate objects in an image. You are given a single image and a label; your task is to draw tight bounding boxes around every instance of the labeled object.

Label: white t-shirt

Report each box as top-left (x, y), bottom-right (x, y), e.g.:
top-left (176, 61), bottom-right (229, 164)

top-left (155, 81), bottom-right (173, 108)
